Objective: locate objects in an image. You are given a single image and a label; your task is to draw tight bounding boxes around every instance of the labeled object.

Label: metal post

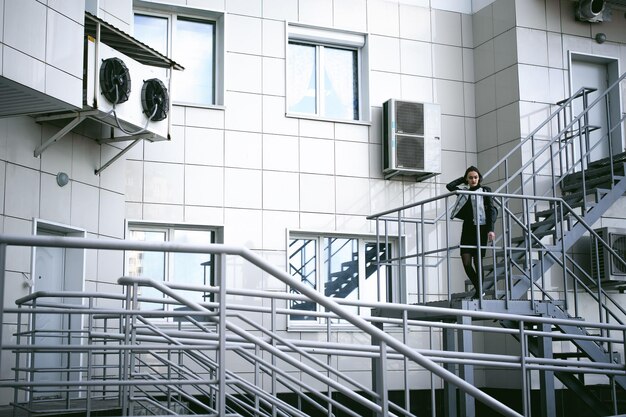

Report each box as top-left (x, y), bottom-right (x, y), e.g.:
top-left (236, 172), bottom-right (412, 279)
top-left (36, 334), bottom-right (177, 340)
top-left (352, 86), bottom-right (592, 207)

top-left (538, 322), bottom-right (556, 417)
top-left (442, 328), bottom-right (457, 417)
top-left (458, 315), bottom-right (475, 417)
top-left (217, 253), bottom-right (227, 417)
top-left (371, 322), bottom-right (388, 417)
top-left (0, 243), bottom-right (5, 376)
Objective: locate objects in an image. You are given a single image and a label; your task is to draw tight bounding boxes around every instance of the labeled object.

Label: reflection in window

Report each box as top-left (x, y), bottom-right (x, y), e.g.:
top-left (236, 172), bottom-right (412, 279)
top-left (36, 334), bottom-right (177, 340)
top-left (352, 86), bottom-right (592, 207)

top-left (288, 42), bottom-right (359, 120)
top-left (134, 13), bottom-right (216, 106)
top-left (288, 235), bottom-right (391, 325)
top-left (127, 226), bottom-right (214, 312)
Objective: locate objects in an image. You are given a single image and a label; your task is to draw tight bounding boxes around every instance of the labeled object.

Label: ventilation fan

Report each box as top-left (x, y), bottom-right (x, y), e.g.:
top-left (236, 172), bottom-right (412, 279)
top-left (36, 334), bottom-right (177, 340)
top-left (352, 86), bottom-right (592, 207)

top-left (99, 57), bottom-right (131, 104)
top-left (141, 78), bottom-right (169, 121)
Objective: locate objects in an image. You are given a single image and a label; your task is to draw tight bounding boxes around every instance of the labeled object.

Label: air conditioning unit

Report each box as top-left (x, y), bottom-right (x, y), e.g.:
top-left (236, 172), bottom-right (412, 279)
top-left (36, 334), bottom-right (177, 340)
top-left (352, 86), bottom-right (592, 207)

top-left (591, 227), bottom-right (626, 284)
top-left (382, 99), bottom-right (441, 181)
top-left (84, 37), bottom-right (170, 141)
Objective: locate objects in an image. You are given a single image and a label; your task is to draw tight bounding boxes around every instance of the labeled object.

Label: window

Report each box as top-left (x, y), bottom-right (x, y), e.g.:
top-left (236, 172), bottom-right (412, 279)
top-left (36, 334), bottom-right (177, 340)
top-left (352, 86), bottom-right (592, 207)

top-left (288, 235), bottom-right (392, 325)
top-left (133, 8), bottom-right (223, 106)
top-left (287, 25), bottom-right (369, 122)
top-left (126, 225), bottom-right (216, 311)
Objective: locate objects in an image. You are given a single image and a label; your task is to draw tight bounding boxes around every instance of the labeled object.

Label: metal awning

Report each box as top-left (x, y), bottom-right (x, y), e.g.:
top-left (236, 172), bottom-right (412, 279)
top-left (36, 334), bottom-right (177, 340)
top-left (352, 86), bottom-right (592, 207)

top-left (84, 11), bottom-right (184, 71)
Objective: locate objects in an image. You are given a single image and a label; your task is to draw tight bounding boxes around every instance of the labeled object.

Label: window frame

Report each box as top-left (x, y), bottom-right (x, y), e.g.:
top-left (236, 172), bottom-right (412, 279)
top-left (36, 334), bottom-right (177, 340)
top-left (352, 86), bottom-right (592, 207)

top-left (287, 232), bottom-right (395, 329)
top-left (125, 222), bottom-right (221, 314)
top-left (286, 23), bottom-right (370, 123)
top-left (133, 1), bottom-right (224, 107)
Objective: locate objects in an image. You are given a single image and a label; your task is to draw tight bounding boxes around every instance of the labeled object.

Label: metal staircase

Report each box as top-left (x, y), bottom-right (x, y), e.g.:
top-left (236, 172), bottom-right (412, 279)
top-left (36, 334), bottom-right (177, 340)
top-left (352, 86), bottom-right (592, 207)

top-left (368, 71), bottom-right (626, 416)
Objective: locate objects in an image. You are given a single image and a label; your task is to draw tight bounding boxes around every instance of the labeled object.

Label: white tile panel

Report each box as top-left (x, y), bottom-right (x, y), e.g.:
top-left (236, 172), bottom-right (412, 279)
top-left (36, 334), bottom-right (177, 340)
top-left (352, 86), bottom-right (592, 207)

top-left (334, 123), bottom-right (368, 143)
top-left (143, 203), bottom-right (184, 223)
top-left (262, 96), bottom-right (298, 135)
top-left (367, 0), bottom-right (399, 37)
top-left (476, 111), bottom-right (497, 153)
top-left (548, 68), bottom-right (566, 105)
top-left (46, 8), bottom-right (83, 78)
top-left (4, 217), bottom-right (32, 271)
top-left (335, 141), bottom-right (369, 177)
top-left (518, 64), bottom-right (550, 103)
top-left (495, 65), bottom-right (520, 109)
top-left (299, 212), bottom-right (335, 230)
top-left (224, 208), bottom-right (262, 247)
top-left (464, 116), bottom-right (477, 153)
top-left (96, 249), bottom-right (124, 285)
top-left (70, 181), bottom-right (100, 232)
top-left (125, 160), bottom-right (143, 202)
top-left (496, 102), bottom-right (521, 145)
top-left (5, 164), bottom-right (39, 220)
top-left (440, 115), bottom-right (466, 152)
top-left (224, 91), bottom-right (262, 132)
top-left (71, 134), bottom-right (100, 187)
top-left (400, 75), bottom-right (434, 104)
top-left (368, 143), bottom-right (383, 179)
top-left (335, 176), bottom-right (370, 215)
top-left (98, 189), bottom-right (125, 238)
top-left (98, 144), bottom-right (127, 194)
top-left (0, 119), bottom-right (6, 161)
top-left (225, 130), bottom-right (262, 169)
top-left (431, 0), bottom-right (471, 14)
top-left (262, 0), bottom-right (298, 21)
top-left (298, 0), bottom-right (333, 26)
top-left (2, 46), bottom-right (46, 92)
top-left (434, 79), bottom-right (466, 116)
top-left (300, 174), bottom-right (335, 213)
top-left (370, 35), bottom-right (400, 73)
top-left (493, 29), bottom-right (516, 73)
top-left (399, 4), bottom-right (431, 42)
top-left (224, 168), bottom-right (262, 208)
top-left (263, 171), bottom-right (299, 211)
top-left (333, 0), bottom-right (367, 32)
top-left (473, 39), bottom-right (495, 82)
top-left (227, 15), bottom-right (262, 55)
top-left (262, 20), bottom-right (285, 59)
top-left (399, 39), bottom-right (432, 77)
top-left (48, 0), bottom-right (84, 23)
top-left (472, 4), bottom-right (493, 48)
top-left (187, 0), bottom-right (225, 11)
top-left (184, 205), bottom-right (224, 225)
top-left (516, 27), bottom-right (548, 67)
top-left (461, 13), bottom-right (473, 48)
top-left (227, 53), bottom-right (262, 94)
top-left (299, 119), bottom-right (334, 139)
top-left (185, 127), bottom-right (224, 166)
top-left (185, 165), bottom-right (224, 206)
top-left (492, 0), bottom-right (516, 35)
top-left (474, 75), bottom-right (496, 117)
top-left (143, 162), bottom-right (184, 204)
top-left (370, 178), bottom-right (404, 215)
top-left (431, 9), bottom-right (462, 47)
top-left (100, 1), bottom-right (132, 28)
top-left (226, 0), bottom-right (261, 16)
top-left (263, 134), bottom-right (299, 172)
top-left (6, 116), bottom-right (42, 170)
top-left (186, 107), bottom-right (225, 129)
top-left (262, 57), bottom-right (285, 96)
top-left (432, 44), bottom-right (463, 81)
top-left (0, 0), bottom-right (4, 43)
top-left (514, 0), bottom-right (547, 31)
top-left (463, 82), bottom-right (476, 118)
top-left (262, 210), bottom-right (297, 250)
top-left (300, 137), bottom-right (335, 175)
top-left (369, 71), bottom-right (401, 108)
top-left (44, 65), bottom-right (82, 108)
top-left (462, 47), bottom-right (474, 82)
top-left (4, 0), bottom-right (46, 60)
top-left (144, 126), bottom-right (185, 163)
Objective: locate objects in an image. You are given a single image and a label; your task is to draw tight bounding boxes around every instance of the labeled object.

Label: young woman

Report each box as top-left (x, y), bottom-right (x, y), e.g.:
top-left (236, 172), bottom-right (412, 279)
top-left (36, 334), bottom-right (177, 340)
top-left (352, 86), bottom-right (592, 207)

top-left (446, 166), bottom-right (496, 298)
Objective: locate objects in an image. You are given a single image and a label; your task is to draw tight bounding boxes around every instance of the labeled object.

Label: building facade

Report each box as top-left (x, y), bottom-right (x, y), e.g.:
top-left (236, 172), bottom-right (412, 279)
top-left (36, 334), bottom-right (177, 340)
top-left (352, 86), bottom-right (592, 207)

top-left (0, 0), bottom-right (625, 409)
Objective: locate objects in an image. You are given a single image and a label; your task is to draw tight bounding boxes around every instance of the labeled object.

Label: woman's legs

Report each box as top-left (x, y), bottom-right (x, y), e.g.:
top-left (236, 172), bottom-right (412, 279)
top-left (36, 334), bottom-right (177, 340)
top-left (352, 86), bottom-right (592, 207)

top-left (461, 252), bottom-right (479, 290)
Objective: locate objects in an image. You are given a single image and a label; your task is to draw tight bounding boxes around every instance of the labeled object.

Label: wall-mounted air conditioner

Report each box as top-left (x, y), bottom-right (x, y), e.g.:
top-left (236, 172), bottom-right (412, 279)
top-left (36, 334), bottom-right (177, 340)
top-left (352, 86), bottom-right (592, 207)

top-left (382, 99), bottom-right (441, 181)
top-left (84, 37), bottom-right (170, 141)
top-left (591, 227), bottom-right (626, 284)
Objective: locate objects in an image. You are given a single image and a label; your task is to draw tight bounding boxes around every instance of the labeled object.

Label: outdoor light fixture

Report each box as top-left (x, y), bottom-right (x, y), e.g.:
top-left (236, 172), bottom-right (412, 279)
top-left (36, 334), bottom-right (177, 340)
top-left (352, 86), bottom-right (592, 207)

top-left (56, 172), bottom-right (70, 187)
top-left (595, 32), bottom-right (607, 43)
top-left (576, 0), bottom-right (606, 22)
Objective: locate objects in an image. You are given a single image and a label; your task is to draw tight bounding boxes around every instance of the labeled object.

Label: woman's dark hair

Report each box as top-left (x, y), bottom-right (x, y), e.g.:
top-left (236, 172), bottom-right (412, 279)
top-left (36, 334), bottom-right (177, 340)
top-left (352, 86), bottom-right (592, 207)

top-left (464, 166), bottom-right (482, 184)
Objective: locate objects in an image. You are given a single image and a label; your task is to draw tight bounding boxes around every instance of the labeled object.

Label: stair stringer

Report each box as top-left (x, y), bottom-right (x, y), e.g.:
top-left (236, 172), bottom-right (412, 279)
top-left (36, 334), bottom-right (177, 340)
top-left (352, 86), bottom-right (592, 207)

top-left (509, 176), bottom-right (626, 299)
